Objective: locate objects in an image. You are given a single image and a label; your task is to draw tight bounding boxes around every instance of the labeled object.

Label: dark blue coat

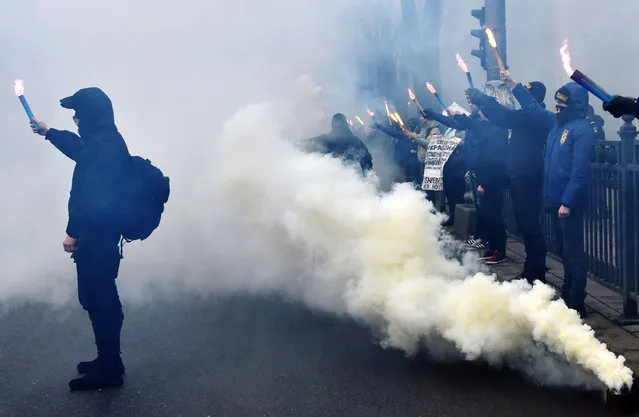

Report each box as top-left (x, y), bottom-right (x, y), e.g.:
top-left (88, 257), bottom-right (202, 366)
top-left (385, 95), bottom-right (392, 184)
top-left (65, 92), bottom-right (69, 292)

top-left (514, 82), bottom-right (595, 208)
top-left (303, 132), bottom-right (373, 174)
top-left (473, 91), bottom-right (549, 178)
top-left (45, 88), bottom-right (131, 238)
top-left (374, 123), bottom-right (419, 167)
top-left (428, 112), bottom-right (508, 189)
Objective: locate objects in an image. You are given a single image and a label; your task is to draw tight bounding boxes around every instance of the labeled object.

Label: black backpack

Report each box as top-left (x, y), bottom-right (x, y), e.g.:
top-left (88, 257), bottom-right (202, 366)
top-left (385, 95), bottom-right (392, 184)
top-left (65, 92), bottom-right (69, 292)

top-left (119, 156), bottom-right (170, 241)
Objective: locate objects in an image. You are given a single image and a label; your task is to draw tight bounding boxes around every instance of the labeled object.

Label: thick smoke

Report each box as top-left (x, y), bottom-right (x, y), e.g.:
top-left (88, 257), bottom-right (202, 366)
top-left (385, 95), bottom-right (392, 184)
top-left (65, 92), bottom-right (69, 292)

top-left (0, 0), bottom-right (634, 391)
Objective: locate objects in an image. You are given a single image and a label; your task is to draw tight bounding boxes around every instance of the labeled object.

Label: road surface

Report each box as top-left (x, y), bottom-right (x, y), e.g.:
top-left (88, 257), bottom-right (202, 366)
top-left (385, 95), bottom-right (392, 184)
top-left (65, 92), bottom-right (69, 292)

top-left (0, 295), bottom-right (629, 416)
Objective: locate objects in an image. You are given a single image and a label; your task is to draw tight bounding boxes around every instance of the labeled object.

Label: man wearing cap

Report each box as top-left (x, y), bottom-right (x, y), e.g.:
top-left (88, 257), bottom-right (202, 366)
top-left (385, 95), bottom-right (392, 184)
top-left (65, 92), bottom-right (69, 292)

top-left (31, 87), bottom-right (130, 390)
top-left (502, 72), bottom-right (595, 318)
top-left (466, 81), bottom-right (550, 284)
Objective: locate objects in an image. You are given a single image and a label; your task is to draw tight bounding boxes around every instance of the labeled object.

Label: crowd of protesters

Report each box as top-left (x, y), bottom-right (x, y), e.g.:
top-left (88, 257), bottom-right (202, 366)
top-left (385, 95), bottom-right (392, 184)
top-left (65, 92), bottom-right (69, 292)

top-left (302, 68), bottom-right (639, 320)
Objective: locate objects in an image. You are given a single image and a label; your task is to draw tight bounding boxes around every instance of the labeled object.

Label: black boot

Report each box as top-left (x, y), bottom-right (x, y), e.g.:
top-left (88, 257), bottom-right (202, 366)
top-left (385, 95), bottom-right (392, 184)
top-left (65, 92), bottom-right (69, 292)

top-left (70, 357), bottom-right (124, 391)
top-left (77, 357), bottom-right (125, 375)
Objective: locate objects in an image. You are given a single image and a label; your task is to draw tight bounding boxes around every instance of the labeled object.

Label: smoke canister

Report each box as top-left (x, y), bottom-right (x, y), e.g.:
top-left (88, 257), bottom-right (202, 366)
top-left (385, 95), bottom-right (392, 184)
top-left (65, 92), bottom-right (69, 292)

top-left (606, 377), bottom-right (636, 413)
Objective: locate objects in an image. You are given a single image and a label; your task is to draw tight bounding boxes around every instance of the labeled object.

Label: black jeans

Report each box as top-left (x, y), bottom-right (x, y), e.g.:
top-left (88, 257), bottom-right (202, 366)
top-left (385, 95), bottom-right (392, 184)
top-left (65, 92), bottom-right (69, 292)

top-left (443, 174), bottom-right (466, 224)
top-left (511, 175), bottom-right (547, 278)
top-left (73, 229), bottom-right (124, 363)
top-left (480, 184), bottom-right (506, 254)
top-left (548, 206), bottom-right (587, 308)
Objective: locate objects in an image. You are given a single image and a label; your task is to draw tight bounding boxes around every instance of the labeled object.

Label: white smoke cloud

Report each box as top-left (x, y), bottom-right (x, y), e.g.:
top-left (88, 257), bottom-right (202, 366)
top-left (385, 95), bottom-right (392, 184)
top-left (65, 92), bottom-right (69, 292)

top-left (0, 0), bottom-right (634, 392)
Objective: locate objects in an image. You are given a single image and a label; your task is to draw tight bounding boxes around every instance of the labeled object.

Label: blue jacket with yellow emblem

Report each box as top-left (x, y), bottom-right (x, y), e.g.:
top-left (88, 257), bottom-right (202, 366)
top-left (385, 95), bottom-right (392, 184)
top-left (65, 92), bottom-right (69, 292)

top-left (513, 82), bottom-right (595, 209)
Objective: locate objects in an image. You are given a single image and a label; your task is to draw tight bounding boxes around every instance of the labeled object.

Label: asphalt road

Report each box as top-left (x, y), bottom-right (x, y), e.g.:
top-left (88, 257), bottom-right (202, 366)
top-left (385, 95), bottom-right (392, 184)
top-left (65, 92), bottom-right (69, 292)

top-left (0, 295), bottom-right (632, 416)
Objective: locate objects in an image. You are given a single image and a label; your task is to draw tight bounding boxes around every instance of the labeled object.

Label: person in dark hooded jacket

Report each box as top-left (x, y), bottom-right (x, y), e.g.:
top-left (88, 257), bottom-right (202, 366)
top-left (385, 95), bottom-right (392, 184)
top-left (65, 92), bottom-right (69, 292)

top-left (31, 87), bottom-right (130, 391)
top-left (466, 82), bottom-right (550, 283)
top-left (373, 118), bottom-right (421, 187)
top-left (303, 113), bottom-right (373, 174)
top-left (504, 72), bottom-right (596, 318)
top-left (424, 107), bottom-right (509, 264)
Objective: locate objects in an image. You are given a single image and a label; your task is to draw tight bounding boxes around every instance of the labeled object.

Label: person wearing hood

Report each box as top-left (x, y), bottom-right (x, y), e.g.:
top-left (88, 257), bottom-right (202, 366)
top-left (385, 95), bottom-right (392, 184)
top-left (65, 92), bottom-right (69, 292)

top-left (303, 113), bottom-right (373, 174)
top-left (31, 88), bottom-right (130, 391)
top-left (503, 71), bottom-right (595, 318)
top-left (373, 117), bottom-right (421, 188)
top-left (586, 104), bottom-right (606, 142)
top-left (466, 82), bottom-right (550, 284)
top-left (423, 104), bottom-right (509, 265)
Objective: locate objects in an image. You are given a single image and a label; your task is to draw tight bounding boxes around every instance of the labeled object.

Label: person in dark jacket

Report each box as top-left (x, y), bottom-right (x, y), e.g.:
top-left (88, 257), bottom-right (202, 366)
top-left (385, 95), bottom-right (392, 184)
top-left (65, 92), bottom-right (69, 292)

top-left (373, 118), bottom-right (421, 187)
top-left (424, 107), bottom-right (509, 264)
top-left (303, 113), bottom-right (373, 174)
top-left (31, 87), bottom-right (130, 391)
top-left (505, 72), bottom-right (596, 318)
top-left (466, 82), bottom-right (550, 283)
top-left (586, 104), bottom-right (606, 142)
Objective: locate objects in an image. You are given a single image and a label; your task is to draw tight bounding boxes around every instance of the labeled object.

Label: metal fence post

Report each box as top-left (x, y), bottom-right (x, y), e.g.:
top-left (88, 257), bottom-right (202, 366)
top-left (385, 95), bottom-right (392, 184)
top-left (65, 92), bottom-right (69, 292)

top-left (616, 114), bottom-right (639, 324)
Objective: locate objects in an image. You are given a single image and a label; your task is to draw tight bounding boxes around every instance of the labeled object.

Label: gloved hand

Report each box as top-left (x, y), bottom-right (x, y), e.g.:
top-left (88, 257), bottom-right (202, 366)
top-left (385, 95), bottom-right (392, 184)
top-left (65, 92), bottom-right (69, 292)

top-left (603, 96), bottom-right (637, 118)
top-left (422, 108), bottom-right (436, 119)
top-left (453, 114), bottom-right (468, 123)
top-left (465, 88), bottom-right (487, 105)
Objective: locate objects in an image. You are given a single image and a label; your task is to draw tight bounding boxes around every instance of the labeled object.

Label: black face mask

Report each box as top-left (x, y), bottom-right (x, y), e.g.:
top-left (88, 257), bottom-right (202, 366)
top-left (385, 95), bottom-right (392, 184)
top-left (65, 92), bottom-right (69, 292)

top-left (555, 105), bottom-right (579, 125)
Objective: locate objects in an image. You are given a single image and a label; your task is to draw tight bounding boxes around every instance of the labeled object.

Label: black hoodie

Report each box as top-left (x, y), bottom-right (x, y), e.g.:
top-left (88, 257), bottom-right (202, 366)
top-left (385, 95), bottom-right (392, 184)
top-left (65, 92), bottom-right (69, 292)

top-left (45, 88), bottom-right (131, 238)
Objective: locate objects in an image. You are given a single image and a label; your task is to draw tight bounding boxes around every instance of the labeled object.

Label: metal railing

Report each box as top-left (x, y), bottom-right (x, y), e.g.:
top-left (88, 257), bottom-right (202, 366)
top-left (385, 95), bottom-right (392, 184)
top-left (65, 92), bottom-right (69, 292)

top-left (503, 115), bottom-right (639, 323)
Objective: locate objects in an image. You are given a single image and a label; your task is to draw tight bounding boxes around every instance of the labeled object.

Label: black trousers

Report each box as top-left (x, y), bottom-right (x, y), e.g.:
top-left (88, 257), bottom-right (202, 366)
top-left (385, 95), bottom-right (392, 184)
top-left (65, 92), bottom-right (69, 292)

top-left (480, 184), bottom-right (506, 254)
top-left (443, 175), bottom-right (466, 223)
top-left (73, 229), bottom-right (123, 362)
top-left (403, 163), bottom-right (424, 189)
top-left (511, 175), bottom-right (547, 278)
top-left (548, 206), bottom-right (587, 308)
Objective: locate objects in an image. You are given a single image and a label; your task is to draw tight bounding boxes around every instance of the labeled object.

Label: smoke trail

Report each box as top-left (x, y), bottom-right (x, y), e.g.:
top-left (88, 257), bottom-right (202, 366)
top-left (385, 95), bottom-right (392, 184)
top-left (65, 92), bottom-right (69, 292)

top-left (122, 78), bottom-right (630, 392)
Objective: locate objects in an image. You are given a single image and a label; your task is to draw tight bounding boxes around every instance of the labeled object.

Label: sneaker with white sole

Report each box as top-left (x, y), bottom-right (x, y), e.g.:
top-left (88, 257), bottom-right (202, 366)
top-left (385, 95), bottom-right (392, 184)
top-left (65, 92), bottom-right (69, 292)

top-left (485, 252), bottom-right (507, 265)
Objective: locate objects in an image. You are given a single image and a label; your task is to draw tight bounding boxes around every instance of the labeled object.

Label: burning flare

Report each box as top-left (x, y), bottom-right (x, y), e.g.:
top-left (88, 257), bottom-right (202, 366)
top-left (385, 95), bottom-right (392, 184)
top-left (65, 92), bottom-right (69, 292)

top-left (426, 82), bottom-right (437, 95)
top-left (367, 109), bottom-right (375, 117)
top-left (560, 39), bottom-right (574, 76)
top-left (408, 88), bottom-right (416, 101)
top-left (485, 27), bottom-right (497, 48)
top-left (14, 79), bottom-right (25, 97)
top-left (393, 112), bottom-right (404, 127)
top-left (355, 116), bottom-right (365, 126)
top-left (456, 54), bottom-right (469, 73)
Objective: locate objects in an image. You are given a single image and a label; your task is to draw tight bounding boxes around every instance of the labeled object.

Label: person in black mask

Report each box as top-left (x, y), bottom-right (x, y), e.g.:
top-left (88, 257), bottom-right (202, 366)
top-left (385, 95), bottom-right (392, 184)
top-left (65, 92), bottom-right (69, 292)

top-left (465, 82), bottom-right (550, 284)
top-left (503, 71), bottom-right (596, 318)
top-left (302, 113), bottom-right (373, 175)
top-left (31, 88), bottom-right (130, 390)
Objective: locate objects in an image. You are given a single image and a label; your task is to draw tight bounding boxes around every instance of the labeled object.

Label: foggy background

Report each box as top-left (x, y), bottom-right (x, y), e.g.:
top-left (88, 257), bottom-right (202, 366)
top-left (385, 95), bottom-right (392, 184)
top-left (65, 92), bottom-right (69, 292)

top-left (0, 0), bottom-right (637, 307)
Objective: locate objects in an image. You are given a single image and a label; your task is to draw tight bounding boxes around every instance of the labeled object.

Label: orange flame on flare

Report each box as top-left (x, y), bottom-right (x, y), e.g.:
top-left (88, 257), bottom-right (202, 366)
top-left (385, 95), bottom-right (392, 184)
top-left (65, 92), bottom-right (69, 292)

top-left (560, 39), bottom-right (574, 76)
top-left (426, 82), bottom-right (437, 95)
top-left (394, 112), bottom-right (404, 126)
top-left (408, 88), bottom-right (416, 101)
top-left (456, 54), bottom-right (469, 73)
top-left (355, 116), bottom-right (365, 125)
top-left (485, 27), bottom-right (497, 48)
top-left (348, 119), bottom-right (354, 127)
top-left (367, 109), bottom-right (375, 117)
top-left (14, 79), bottom-right (24, 96)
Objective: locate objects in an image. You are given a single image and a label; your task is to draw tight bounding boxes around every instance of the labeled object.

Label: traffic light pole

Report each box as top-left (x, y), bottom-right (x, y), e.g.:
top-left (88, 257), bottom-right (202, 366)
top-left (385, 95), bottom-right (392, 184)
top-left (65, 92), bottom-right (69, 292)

top-left (485, 0), bottom-right (507, 81)
top-left (471, 0), bottom-right (507, 82)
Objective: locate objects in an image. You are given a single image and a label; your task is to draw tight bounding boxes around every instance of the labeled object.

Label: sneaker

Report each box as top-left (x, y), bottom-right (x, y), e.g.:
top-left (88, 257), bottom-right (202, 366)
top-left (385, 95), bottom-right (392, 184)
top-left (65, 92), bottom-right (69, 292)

top-left (485, 252), bottom-right (507, 265)
top-left (464, 236), bottom-right (477, 246)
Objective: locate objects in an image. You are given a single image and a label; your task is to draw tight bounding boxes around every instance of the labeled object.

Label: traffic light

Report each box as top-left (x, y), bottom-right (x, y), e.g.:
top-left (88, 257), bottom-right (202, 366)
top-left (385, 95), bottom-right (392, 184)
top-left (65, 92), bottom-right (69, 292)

top-left (470, 7), bottom-right (487, 70)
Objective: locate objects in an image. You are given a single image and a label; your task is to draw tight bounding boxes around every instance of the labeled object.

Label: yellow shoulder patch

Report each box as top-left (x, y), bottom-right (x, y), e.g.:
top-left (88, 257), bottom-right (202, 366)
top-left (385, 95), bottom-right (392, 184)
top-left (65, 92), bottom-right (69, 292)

top-left (560, 129), bottom-right (569, 145)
